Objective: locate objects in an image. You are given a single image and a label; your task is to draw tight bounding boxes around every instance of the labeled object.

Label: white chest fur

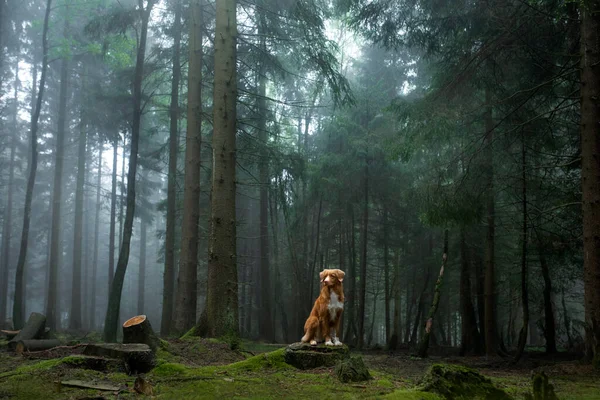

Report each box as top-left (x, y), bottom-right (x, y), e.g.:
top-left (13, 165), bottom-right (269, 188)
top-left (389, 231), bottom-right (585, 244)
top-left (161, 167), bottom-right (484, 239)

top-left (328, 290), bottom-right (344, 320)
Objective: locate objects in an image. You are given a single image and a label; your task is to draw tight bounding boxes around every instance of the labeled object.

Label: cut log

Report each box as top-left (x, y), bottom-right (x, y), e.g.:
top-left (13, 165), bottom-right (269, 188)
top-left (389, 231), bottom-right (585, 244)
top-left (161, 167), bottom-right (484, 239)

top-left (9, 312), bottom-right (46, 350)
top-left (61, 355), bottom-right (125, 372)
top-left (59, 380), bottom-right (121, 392)
top-left (15, 339), bottom-right (62, 354)
top-left (122, 315), bottom-right (159, 352)
top-left (83, 343), bottom-right (156, 374)
top-left (0, 330), bottom-right (19, 340)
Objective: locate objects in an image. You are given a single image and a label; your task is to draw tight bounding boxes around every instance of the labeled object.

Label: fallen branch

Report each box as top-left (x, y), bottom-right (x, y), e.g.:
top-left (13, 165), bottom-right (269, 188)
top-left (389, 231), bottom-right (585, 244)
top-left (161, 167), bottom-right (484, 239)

top-left (21, 343), bottom-right (87, 356)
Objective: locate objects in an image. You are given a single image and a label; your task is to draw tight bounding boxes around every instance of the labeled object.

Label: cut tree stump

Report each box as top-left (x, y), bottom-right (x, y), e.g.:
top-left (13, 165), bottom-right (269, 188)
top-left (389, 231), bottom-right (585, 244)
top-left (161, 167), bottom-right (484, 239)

top-left (62, 355), bottom-right (125, 372)
top-left (83, 343), bottom-right (156, 374)
top-left (15, 339), bottom-right (62, 354)
top-left (0, 330), bottom-right (19, 340)
top-left (122, 315), bottom-right (159, 352)
top-left (284, 342), bottom-right (349, 370)
top-left (8, 312), bottom-right (46, 350)
top-left (59, 380), bottom-right (121, 392)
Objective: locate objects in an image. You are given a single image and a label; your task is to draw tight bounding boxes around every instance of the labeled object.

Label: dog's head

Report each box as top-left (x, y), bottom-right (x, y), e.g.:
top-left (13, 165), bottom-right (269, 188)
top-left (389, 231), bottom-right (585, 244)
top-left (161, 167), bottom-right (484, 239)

top-left (319, 269), bottom-right (345, 287)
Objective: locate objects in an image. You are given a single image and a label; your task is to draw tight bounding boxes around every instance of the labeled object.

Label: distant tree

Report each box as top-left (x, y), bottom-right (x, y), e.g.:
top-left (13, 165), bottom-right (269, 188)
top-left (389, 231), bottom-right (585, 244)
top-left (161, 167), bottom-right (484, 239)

top-left (104, 0), bottom-right (156, 342)
top-left (13, 0), bottom-right (52, 330)
top-left (161, 0), bottom-right (182, 336)
top-left (174, 0), bottom-right (202, 334)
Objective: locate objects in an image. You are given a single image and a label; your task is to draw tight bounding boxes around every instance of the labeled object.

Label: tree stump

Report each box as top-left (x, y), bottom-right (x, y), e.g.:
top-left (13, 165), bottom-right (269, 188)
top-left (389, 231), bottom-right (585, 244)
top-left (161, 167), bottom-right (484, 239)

top-left (9, 312), bottom-right (46, 350)
top-left (122, 315), bottom-right (159, 352)
top-left (284, 342), bottom-right (349, 370)
top-left (0, 330), bottom-right (19, 340)
top-left (335, 355), bottom-right (372, 383)
top-left (420, 364), bottom-right (511, 399)
top-left (15, 339), bottom-right (62, 354)
top-left (83, 343), bottom-right (156, 374)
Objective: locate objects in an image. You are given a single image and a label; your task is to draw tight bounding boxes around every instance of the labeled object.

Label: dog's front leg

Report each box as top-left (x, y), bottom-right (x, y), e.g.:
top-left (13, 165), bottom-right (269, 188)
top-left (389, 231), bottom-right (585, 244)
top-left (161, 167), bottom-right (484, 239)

top-left (332, 315), bottom-right (343, 346)
top-left (321, 320), bottom-right (333, 345)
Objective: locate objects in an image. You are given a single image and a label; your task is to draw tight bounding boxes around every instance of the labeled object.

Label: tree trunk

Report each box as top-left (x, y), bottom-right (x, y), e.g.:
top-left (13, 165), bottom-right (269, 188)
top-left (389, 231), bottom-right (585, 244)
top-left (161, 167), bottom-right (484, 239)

top-left (562, 288), bottom-right (573, 349)
top-left (70, 88), bottom-right (87, 331)
top-left (103, 0), bottom-right (154, 342)
top-left (539, 249), bottom-right (557, 354)
top-left (580, 0), bottom-right (600, 368)
top-left (483, 88), bottom-right (497, 356)
top-left (90, 143), bottom-right (103, 330)
top-left (418, 229), bottom-right (449, 358)
top-left (174, 0), bottom-right (202, 334)
top-left (109, 138), bottom-right (118, 291)
top-left (389, 249), bottom-right (402, 350)
top-left (383, 207), bottom-right (391, 344)
top-left (84, 343), bottom-right (156, 374)
top-left (15, 339), bottom-right (62, 354)
top-left (257, 13), bottom-right (273, 342)
top-left (138, 213), bottom-right (147, 315)
top-left (459, 227), bottom-right (482, 356)
top-left (46, 18), bottom-right (70, 332)
top-left (0, 55), bottom-right (19, 327)
top-left (9, 312), bottom-right (46, 349)
top-left (198, 0), bottom-right (238, 338)
top-left (118, 137), bottom-right (127, 255)
top-left (161, 0), bottom-right (182, 337)
top-left (515, 134), bottom-right (529, 363)
top-left (343, 207), bottom-right (357, 345)
top-left (357, 161), bottom-right (369, 349)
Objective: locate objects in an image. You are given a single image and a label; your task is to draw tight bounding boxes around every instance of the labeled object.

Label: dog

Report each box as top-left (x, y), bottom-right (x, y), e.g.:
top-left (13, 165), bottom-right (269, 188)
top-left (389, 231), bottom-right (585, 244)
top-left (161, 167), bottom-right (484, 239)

top-left (301, 268), bottom-right (345, 346)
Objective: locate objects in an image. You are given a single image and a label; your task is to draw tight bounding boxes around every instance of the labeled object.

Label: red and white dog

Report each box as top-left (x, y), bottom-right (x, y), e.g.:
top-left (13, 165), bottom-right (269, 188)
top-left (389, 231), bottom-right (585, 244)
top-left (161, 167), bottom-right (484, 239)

top-left (301, 268), bottom-right (345, 346)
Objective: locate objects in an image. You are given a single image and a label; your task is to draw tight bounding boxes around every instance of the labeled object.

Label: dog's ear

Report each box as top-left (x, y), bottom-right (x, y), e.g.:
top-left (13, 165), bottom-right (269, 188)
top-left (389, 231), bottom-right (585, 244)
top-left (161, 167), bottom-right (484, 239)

top-left (319, 270), bottom-right (326, 282)
top-left (336, 269), bottom-right (345, 283)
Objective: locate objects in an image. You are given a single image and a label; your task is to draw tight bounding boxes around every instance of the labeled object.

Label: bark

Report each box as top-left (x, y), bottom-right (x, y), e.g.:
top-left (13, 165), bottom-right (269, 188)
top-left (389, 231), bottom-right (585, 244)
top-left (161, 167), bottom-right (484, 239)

top-left (459, 227), bottom-right (482, 356)
top-left (389, 249), bottom-right (402, 350)
top-left (15, 339), bottom-right (62, 354)
top-left (109, 137), bottom-right (118, 291)
top-left (580, 0), bottom-right (600, 368)
top-left (483, 88), bottom-right (497, 356)
top-left (515, 135), bottom-right (529, 363)
top-left (103, 0), bottom-right (154, 342)
top-left (123, 315), bottom-right (159, 352)
top-left (161, 0), bottom-right (182, 337)
top-left (343, 206), bottom-right (357, 345)
top-left (383, 207), bottom-right (391, 344)
top-left (90, 143), bottom-right (103, 329)
top-left (70, 89), bottom-right (87, 331)
top-left (0, 55), bottom-right (19, 327)
top-left (539, 249), bottom-right (557, 354)
top-left (118, 137), bottom-right (127, 254)
top-left (199, 0), bottom-right (238, 338)
top-left (561, 288), bottom-right (573, 349)
top-left (46, 36), bottom-right (70, 331)
top-left (174, 0), bottom-right (202, 334)
top-left (357, 161), bottom-right (369, 349)
top-left (257, 13), bottom-right (273, 341)
top-left (9, 312), bottom-right (46, 349)
top-left (138, 212), bottom-right (147, 315)
top-left (418, 230), bottom-right (449, 358)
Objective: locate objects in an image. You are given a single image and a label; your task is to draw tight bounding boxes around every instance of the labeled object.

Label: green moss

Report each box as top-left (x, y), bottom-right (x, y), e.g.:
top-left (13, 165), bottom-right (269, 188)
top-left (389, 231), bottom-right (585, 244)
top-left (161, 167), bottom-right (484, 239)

top-left (383, 389), bottom-right (442, 399)
top-left (153, 362), bottom-right (189, 377)
top-left (377, 379), bottom-right (395, 388)
top-left (223, 348), bottom-right (291, 372)
top-left (420, 364), bottom-right (511, 400)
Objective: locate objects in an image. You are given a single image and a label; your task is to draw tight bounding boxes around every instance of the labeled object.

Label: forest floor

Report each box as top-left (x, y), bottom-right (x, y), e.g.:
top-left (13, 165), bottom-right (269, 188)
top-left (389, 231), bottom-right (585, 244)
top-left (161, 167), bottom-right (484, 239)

top-left (1, 337), bottom-right (599, 399)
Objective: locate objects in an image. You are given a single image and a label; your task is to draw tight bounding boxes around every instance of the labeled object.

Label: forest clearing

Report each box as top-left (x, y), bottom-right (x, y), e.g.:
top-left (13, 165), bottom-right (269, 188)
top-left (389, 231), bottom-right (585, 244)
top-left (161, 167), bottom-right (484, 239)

top-left (1, 0), bottom-right (600, 398)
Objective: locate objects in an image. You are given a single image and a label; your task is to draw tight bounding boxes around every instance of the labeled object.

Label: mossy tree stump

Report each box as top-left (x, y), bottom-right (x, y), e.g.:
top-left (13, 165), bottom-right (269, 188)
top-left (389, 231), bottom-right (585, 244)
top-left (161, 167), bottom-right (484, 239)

top-left (420, 364), bottom-right (512, 399)
top-left (83, 343), bottom-right (156, 374)
top-left (335, 355), bottom-right (372, 383)
top-left (526, 372), bottom-right (558, 400)
top-left (284, 342), bottom-right (349, 370)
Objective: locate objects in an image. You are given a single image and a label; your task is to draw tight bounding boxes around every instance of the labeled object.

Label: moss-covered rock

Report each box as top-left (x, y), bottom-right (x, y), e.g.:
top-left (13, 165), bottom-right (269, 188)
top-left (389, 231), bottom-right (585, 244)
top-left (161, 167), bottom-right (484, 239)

top-left (420, 364), bottom-right (512, 400)
top-left (284, 342), bottom-right (349, 370)
top-left (335, 355), bottom-right (372, 383)
top-left (525, 372), bottom-right (558, 400)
